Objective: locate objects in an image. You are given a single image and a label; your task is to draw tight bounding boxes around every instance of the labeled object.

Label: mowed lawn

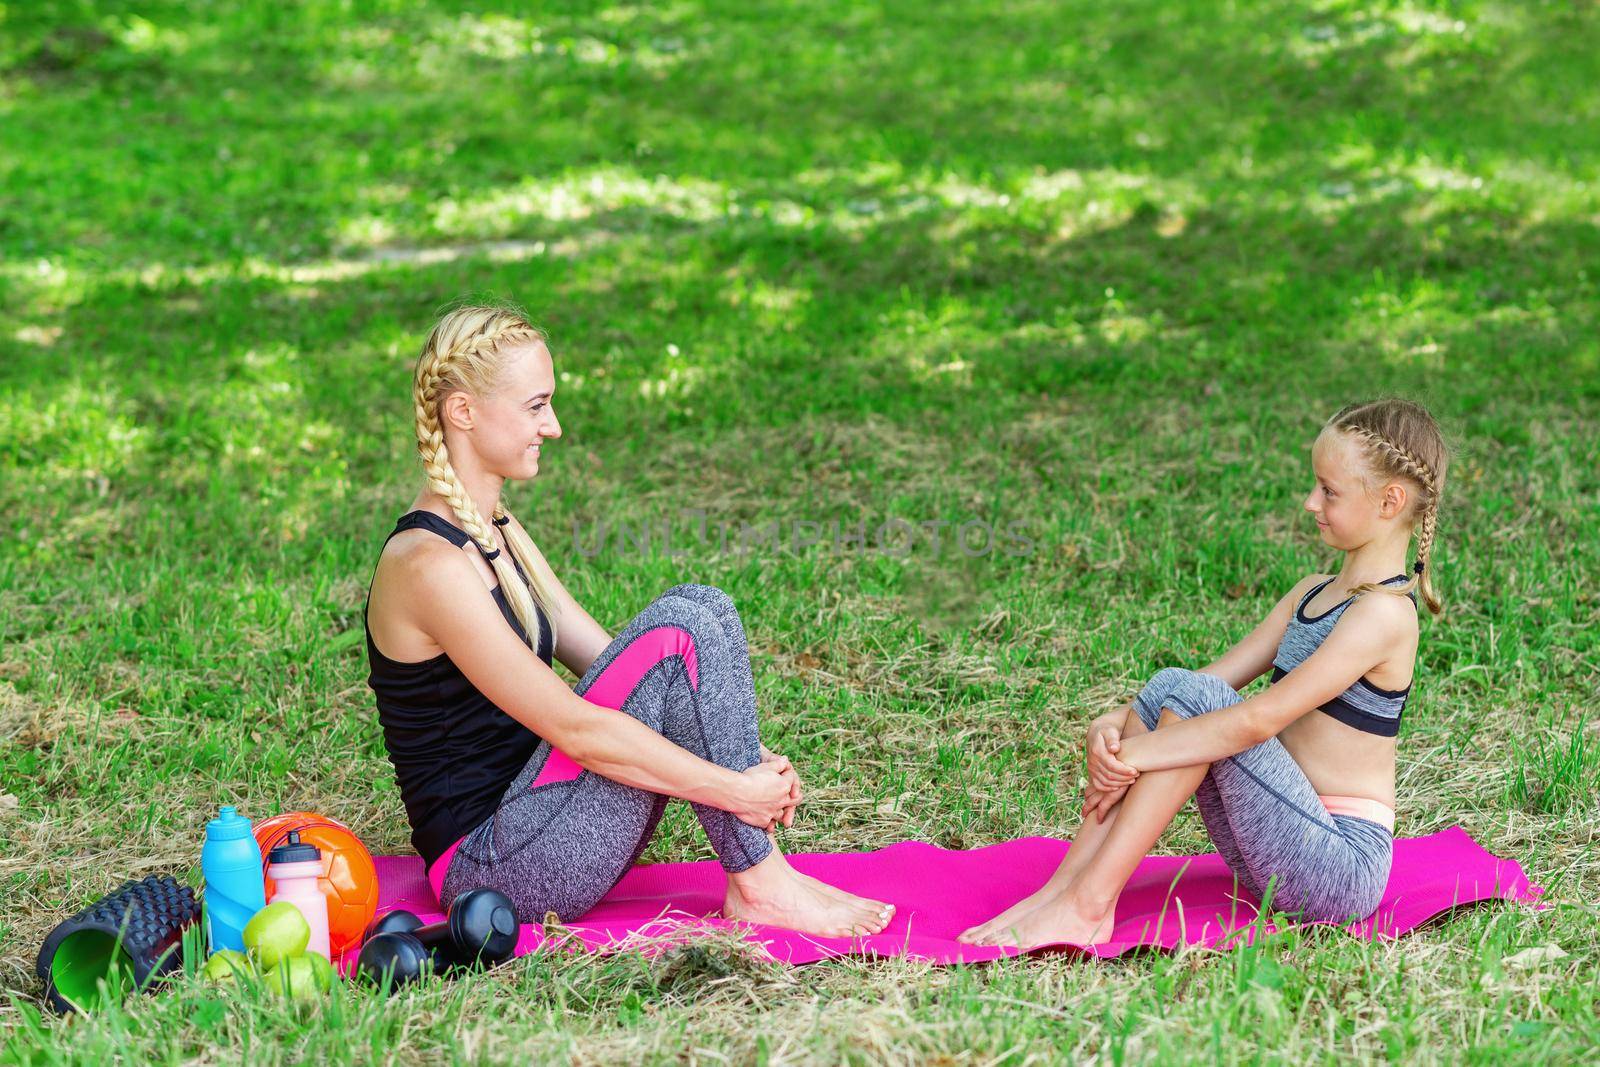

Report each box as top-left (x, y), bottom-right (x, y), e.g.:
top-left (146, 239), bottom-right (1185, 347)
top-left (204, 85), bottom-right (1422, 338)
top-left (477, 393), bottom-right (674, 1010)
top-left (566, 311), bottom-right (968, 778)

top-left (2, 1), bottom-right (1597, 1062)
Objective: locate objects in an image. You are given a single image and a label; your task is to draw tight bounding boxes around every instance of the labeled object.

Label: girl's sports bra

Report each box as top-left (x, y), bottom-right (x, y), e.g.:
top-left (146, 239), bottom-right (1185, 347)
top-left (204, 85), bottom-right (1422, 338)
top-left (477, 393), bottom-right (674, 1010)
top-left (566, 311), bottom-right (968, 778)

top-left (1269, 574), bottom-right (1417, 738)
top-left (363, 510), bottom-right (553, 868)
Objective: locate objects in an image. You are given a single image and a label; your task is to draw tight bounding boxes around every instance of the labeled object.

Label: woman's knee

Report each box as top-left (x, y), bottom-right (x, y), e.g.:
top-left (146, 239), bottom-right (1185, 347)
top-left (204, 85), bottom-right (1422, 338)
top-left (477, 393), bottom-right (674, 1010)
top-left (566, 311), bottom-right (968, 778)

top-left (632, 588), bottom-right (724, 643)
top-left (662, 582), bottom-right (730, 606)
top-left (661, 582), bottom-right (739, 622)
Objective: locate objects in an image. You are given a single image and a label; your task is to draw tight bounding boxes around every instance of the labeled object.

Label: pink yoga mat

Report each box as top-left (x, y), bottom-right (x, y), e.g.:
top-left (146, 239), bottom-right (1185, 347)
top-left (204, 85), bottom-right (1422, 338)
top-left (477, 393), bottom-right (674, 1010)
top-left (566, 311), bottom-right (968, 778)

top-left (339, 827), bottom-right (1540, 973)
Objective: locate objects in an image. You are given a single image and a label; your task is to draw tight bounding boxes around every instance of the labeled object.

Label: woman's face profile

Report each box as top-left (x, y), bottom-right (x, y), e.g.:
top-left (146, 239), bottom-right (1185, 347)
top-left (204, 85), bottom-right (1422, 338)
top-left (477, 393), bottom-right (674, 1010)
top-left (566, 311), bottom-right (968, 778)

top-left (454, 339), bottom-right (562, 479)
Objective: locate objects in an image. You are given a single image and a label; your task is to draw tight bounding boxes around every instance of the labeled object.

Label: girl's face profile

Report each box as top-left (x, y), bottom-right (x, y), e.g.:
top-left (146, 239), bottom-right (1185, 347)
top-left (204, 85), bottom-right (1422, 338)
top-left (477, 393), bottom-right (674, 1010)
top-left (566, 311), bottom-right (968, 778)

top-left (1304, 431), bottom-right (1375, 549)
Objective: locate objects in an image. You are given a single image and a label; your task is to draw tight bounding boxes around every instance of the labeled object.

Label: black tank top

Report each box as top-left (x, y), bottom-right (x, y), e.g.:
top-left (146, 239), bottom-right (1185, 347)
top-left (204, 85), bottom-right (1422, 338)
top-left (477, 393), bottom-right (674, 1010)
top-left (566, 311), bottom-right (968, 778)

top-left (363, 510), bottom-right (554, 867)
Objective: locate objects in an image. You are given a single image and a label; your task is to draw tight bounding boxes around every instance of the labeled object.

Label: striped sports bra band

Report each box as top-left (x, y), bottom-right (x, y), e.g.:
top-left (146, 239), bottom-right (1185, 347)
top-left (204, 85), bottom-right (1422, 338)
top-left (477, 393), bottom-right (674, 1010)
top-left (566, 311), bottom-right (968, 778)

top-left (1275, 574), bottom-right (1416, 737)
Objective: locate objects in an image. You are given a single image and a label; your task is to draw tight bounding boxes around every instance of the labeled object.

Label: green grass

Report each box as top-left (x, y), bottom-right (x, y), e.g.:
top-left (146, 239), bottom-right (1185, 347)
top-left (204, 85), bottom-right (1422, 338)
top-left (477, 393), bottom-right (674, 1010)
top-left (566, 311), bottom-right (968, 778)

top-left (2, 0), bottom-right (1597, 1062)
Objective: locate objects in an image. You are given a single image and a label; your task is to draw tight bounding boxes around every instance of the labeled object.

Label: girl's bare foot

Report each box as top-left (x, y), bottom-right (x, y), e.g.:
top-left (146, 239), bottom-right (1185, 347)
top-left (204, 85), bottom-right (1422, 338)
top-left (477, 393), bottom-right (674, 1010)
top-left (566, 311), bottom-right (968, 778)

top-left (723, 852), bottom-right (895, 938)
top-left (977, 886), bottom-right (1117, 950)
top-left (958, 874), bottom-right (1071, 944)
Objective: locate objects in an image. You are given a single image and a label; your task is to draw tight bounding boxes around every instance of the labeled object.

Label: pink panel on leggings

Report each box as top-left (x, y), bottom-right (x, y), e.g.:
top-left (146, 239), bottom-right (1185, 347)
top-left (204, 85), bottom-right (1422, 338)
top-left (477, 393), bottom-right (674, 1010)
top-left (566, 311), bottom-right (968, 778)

top-left (427, 838), bottom-right (462, 902)
top-left (427, 627), bottom-right (700, 901)
top-left (582, 626), bottom-right (700, 706)
top-left (530, 746), bottom-right (584, 788)
top-left (530, 626), bottom-right (699, 790)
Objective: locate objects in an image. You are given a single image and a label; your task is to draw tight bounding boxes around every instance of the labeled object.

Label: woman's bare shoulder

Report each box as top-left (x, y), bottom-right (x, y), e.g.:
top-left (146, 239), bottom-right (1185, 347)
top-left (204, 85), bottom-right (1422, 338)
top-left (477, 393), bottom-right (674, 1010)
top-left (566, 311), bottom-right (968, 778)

top-left (372, 530), bottom-right (480, 604)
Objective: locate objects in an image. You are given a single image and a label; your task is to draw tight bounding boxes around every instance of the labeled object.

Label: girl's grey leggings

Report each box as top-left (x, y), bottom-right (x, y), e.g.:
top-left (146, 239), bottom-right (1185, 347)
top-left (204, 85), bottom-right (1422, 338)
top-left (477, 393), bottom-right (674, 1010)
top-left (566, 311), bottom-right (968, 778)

top-left (1132, 667), bottom-right (1393, 923)
top-left (440, 584), bottom-right (775, 922)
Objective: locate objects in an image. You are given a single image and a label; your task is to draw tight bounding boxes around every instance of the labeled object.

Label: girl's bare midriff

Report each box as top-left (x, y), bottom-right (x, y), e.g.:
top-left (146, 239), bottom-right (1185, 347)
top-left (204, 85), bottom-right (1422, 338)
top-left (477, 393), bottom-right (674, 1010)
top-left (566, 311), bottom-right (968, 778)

top-left (1277, 712), bottom-right (1397, 808)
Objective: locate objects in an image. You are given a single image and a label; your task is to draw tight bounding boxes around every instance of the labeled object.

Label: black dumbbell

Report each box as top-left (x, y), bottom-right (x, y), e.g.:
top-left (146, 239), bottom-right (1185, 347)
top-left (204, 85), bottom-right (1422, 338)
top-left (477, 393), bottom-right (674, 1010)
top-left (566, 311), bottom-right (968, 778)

top-left (354, 909), bottom-right (430, 990)
top-left (356, 888), bottom-right (518, 990)
top-left (362, 908), bottom-right (424, 942)
top-left (355, 929), bottom-right (434, 991)
top-left (430, 887), bottom-right (519, 968)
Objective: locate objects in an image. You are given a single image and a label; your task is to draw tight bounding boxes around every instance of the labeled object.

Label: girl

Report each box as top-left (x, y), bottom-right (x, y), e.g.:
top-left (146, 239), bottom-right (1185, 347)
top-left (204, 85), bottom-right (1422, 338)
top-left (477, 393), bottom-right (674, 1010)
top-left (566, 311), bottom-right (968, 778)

top-left (960, 399), bottom-right (1449, 948)
top-left (362, 304), bottom-right (894, 937)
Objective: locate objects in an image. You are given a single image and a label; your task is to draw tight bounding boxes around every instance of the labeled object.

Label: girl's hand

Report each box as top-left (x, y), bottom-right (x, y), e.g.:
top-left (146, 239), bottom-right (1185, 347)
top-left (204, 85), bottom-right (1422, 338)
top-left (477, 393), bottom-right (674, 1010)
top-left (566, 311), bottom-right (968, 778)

top-left (758, 745), bottom-right (802, 829)
top-left (731, 763), bottom-right (795, 829)
top-left (1087, 720), bottom-right (1139, 794)
top-left (1081, 783), bottom-right (1129, 824)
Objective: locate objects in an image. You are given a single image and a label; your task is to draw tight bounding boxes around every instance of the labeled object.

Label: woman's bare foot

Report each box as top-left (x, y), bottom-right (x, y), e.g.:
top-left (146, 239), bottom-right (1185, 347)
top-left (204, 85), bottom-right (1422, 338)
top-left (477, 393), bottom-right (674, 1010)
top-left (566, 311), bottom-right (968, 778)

top-left (723, 851), bottom-right (895, 938)
top-left (976, 886), bottom-right (1117, 950)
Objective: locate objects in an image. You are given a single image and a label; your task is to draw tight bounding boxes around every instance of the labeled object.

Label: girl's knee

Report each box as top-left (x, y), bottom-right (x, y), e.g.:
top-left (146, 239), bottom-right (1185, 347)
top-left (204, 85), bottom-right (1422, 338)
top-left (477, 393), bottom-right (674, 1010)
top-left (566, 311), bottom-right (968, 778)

top-left (1133, 666), bottom-right (1193, 729)
top-left (1135, 668), bottom-right (1242, 726)
top-left (1164, 672), bottom-right (1244, 720)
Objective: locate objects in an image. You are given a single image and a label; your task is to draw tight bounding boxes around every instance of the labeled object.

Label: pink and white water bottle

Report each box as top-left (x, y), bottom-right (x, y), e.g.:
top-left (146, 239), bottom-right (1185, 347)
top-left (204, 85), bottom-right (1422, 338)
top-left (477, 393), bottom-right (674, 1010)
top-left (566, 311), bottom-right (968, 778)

top-left (266, 831), bottom-right (331, 959)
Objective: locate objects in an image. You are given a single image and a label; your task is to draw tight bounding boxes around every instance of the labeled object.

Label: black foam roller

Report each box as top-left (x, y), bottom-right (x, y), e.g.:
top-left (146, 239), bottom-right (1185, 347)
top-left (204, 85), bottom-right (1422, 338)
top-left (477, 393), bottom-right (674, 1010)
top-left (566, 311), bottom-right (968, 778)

top-left (35, 874), bottom-right (201, 1014)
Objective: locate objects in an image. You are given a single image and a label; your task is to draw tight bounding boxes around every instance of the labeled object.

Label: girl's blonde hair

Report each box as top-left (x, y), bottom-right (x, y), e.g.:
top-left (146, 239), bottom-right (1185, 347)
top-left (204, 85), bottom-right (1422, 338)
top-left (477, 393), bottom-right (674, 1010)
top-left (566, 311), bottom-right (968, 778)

top-left (412, 302), bottom-right (559, 651)
top-left (1322, 398), bottom-right (1450, 617)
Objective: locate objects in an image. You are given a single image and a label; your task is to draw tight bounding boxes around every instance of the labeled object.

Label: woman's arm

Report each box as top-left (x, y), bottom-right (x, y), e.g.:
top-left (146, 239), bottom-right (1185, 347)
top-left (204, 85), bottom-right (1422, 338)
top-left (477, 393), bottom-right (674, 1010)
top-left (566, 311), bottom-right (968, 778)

top-left (401, 545), bottom-right (791, 824)
top-left (1116, 593), bottom-right (1415, 773)
top-left (502, 514), bottom-right (614, 677)
top-left (505, 516), bottom-right (800, 825)
top-left (1194, 575), bottom-right (1324, 690)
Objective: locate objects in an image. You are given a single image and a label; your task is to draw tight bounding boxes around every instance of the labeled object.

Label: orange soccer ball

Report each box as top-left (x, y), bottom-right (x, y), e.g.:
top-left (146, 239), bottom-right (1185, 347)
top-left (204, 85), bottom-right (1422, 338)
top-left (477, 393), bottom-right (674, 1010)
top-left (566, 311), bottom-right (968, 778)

top-left (254, 811), bottom-right (379, 957)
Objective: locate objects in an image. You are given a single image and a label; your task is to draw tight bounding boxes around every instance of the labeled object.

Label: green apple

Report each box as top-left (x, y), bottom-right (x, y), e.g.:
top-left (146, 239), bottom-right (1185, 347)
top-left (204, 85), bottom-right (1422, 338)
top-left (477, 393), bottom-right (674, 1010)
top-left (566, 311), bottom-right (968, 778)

top-left (303, 951), bottom-right (336, 991)
top-left (242, 901), bottom-right (310, 970)
top-left (266, 954), bottom-right (334, 1002)
top-left (202, 949), bottom-right (254, 985)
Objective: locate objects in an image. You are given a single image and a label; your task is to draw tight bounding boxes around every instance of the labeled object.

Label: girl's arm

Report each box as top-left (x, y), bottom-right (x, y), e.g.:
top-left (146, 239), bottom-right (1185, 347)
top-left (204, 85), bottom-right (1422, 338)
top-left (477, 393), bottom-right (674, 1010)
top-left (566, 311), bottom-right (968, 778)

top-left (1194, 575), bottom-right (1324, 690)
top-left (1116, 593), bottom-right (1415, 773)
top-left (1083, 575), bottom-right (1317, 786)
top-left (502, 514), bottom-right (613, 677)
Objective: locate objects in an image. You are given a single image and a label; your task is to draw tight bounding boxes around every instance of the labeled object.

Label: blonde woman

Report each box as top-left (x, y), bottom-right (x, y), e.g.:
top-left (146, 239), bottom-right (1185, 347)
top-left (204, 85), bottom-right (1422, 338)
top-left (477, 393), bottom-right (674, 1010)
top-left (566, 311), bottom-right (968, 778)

top-left (362, 304), bottom-right (894, 937)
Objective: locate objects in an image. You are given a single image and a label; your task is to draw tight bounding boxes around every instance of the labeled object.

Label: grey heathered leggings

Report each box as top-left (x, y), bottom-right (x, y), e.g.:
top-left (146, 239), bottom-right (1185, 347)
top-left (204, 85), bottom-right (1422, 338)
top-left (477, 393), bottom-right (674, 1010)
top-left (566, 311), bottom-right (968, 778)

top-left (1133, 667), bottom-right (1394, 922)
top-left (440, 584), bottom-right (775, 922)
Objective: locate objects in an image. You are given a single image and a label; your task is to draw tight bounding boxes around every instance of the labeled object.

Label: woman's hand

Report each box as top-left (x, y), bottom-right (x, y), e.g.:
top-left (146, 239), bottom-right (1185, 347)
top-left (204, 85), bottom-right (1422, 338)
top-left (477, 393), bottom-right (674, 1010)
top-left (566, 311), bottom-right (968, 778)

top-left (759, 744), bottom-right (801, 829)
top-left (1086, 717), bottom-right (1139, 795)
top-left (730, 762), bottom-right (796, 830)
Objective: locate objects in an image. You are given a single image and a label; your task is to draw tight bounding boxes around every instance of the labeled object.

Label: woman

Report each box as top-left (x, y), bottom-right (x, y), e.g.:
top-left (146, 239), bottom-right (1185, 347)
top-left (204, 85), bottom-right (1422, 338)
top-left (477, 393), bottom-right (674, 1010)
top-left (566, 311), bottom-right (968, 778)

top-left (362, 304), bottom-right (894, 937)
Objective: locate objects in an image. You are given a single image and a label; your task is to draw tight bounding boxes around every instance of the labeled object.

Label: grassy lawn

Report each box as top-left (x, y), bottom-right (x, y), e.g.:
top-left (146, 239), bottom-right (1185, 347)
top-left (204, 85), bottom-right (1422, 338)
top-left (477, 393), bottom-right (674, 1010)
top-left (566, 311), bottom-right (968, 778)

top-left (2, 0), bottom-right (1597, 1061)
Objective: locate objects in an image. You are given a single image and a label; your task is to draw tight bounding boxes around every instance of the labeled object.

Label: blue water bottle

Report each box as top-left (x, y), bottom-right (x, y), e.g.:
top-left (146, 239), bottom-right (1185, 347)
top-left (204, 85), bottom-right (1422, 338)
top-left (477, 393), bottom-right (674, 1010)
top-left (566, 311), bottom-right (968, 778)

top-left (200, 806), bottom-right (266, 954)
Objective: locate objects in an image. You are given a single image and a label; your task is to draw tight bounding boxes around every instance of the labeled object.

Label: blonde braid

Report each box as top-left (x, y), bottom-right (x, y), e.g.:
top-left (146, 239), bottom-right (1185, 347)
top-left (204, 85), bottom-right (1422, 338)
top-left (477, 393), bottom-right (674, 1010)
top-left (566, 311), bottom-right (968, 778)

top-left (1400, 499), bottom-right (1444, 617)
top-left (1342, 425), bottom-right (1439, 508)
top-left (411, 305), bottom-right (561, 650)
top-left (1325, 399), bottom-right (1449, 617)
